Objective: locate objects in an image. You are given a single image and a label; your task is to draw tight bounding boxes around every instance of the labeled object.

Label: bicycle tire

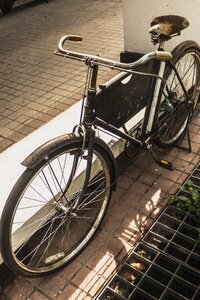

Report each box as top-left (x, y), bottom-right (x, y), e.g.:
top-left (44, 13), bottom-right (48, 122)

top-left (0, 138), bottom-right (114, 277)
top-left (154, 40), bottom-right (200, 147)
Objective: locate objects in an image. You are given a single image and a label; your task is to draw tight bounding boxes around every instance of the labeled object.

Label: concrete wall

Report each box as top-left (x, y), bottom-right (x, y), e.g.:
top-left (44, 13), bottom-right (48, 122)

top-left (123, 0), bottom-right (200, 53)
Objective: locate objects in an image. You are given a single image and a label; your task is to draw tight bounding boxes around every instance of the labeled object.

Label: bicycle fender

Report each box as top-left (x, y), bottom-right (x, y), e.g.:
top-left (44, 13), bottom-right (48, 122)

top-left (22, 133), bottom-right (117, 189)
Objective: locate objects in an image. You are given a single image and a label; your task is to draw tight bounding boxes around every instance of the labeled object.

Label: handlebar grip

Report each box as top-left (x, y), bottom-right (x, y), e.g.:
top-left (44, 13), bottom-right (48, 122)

top-left (68, 35), bottom-right (82, 42)
top-left (155, 51), bottom-right (172, 61)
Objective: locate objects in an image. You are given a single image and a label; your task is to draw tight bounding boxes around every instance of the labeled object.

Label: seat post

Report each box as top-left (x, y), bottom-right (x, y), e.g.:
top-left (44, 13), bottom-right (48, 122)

top-left (158, 41), bottom-right (165, 51)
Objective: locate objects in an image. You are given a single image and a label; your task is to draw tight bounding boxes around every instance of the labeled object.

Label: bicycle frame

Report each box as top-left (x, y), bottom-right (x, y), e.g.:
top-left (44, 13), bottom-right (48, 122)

top-left (80, 57), bottom-right (190, 152)
top-left (55, 34), bottom-right (192, 181)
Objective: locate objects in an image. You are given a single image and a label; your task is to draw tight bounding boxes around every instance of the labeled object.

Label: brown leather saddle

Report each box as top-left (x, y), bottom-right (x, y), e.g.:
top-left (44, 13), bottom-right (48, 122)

top-left (149, 15), bottom-right (189, 37)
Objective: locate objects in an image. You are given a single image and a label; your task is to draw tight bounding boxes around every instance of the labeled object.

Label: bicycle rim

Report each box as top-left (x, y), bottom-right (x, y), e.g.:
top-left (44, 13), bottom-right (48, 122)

top-left (156, 48), bottom-right (200, 146)
top-left (4, 142), bottom-right (112, 276)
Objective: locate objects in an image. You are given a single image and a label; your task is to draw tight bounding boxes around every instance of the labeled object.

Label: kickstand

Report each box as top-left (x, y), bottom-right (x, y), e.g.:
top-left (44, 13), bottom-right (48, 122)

top-left (175, 123), bottom-right (192, 153)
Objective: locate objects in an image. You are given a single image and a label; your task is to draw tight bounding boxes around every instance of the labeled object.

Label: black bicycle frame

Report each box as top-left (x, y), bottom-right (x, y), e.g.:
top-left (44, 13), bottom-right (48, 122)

top-left (82, 59), bottom-right (189, 152)
top-left (82, 64), bottom-right (144, 149)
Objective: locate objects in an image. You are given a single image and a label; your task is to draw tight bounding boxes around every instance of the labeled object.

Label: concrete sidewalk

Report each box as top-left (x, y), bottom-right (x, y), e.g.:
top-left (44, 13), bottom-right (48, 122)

top-left (0, 0), bottom-right (200, 299)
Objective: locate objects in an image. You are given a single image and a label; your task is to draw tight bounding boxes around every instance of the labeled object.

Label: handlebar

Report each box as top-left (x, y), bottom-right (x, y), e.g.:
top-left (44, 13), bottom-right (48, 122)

top-left (56, 34), bottom-right (172, 70)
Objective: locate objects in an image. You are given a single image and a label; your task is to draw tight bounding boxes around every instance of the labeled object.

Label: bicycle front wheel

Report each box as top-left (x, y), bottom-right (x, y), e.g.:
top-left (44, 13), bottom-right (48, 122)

top-left (0, 138), bottom-right (113, 277)
top-left (155, 41), bottom-right (200, 147)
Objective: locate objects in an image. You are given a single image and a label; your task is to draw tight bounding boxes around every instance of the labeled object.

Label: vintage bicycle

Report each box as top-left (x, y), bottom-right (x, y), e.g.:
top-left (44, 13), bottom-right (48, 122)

top-left (0, 15), bottom-right (200, 277)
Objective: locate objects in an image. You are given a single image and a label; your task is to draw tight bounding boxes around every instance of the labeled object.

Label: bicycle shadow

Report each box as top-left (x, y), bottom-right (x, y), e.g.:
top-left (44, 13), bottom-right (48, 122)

top-left (0, 264), bottom-right (15, 300)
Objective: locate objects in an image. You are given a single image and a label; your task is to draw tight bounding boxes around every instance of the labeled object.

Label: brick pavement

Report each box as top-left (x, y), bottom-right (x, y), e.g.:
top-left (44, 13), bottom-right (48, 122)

top-left (0, 0), bottom-right (123, 153)
top-left (0, 1), bottom-right (200, 300)
top-left (1, 107), bottom-right (200, 299)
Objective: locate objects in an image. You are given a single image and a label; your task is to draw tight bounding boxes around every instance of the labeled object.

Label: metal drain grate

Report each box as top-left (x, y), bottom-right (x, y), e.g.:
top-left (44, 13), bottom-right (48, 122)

top-left (97, 163), bottom-right (200, 300)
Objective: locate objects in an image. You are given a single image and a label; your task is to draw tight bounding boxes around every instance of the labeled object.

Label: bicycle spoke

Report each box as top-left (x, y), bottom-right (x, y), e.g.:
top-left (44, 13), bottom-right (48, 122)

top-left (3, 138), bottom-right (112, 275)
top-left (14, 209), bottom-right (62, 251)
top-left (20, 212), bottom-right (67, 265)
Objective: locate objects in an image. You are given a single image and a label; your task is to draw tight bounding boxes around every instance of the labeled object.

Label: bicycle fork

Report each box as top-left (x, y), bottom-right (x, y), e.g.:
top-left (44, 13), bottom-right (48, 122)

top-left (75, 128), bottom-right (96, 207)
top-left (69, 64), bottom-right (99, 209)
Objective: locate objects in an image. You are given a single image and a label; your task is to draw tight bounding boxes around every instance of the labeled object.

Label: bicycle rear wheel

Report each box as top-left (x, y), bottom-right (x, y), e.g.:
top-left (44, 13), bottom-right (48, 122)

top-left (155, 41), bottom-right (200, 147)
top-left (0, 138), bottom-right (113, 277)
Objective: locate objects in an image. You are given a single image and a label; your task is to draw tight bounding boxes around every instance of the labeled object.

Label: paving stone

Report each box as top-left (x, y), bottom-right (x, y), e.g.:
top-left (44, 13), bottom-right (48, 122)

top-left (100, 232), bottom-right (129, 257)
top-left (57, 260), bottom-right (83, 281)
top-left (119, 191), bottom-right (141, 208)
top-left (117, 174), bottom-right (134, 190)
top-left (27, 290), bottom-right (50, 300)
top-left (37, 274), bottom-right (67, 299)
top-left (161, 168), bottom-right (182, 182)
top-left (0, 138), bottom-right (14, 150)
top-left (4, 278), bottom-right (34, 300)
top-left (153, 177), bottom-right (175, 193)
top-left (138, 172), bottom-right (158, 186)
top-left (100, 214), bottom-right (120, 233)
top-left (110, 186), bottom-right (126, 204)
top-left (130, 181), bottom-right (149, 196)
top-left (87, 275), bottom-right (106, 298)
top-left (71, 268), bottom-right (96, 292)
top-left (55, 284), bottom-right (81, 300)
top-left (14, 124), bottom-right (34, 135)
top-left (169, 181), bottom-right (181, 193)
top-left (8, 132), bottom-right (26, 142)
top-left (101, 259), bottom-right (118, 281)
top-left (86, 249), bottom-right (109, 273)
top-left (77, 244), bottom-right (97, 265)
top-left (107, 203), bottom-right (130, 222)
top-left (27, 119), bottom-right (44, 129)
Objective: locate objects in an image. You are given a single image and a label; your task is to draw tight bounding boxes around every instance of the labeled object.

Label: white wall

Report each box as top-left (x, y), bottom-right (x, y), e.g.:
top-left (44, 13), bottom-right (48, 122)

top-left (123, 0), bottom-right (200, 53)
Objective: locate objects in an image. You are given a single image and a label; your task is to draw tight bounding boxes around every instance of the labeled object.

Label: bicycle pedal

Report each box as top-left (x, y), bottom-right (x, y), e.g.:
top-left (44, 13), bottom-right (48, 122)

top-left (157, 159), bottom-right (174, 171)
